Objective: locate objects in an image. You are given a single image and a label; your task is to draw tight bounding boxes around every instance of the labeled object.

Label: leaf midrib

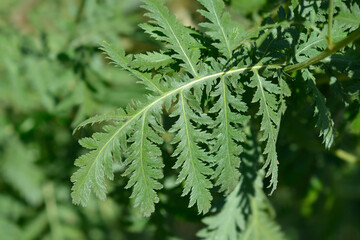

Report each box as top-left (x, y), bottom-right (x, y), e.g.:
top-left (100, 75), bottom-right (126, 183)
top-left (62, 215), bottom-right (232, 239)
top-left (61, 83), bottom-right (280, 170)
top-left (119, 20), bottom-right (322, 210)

top-left (180, 91), bottom-right (205, 207)
top-left (140, 110), bottom-right (151, 207)
top-left (152, 2), bottom-right (198, 78)
top-left (296, 33), bottom-right (346, 57)
top-left (254, 70), bottom-right (276, 143)
top-left (111, 43), bottom-right (164, 94)
top-left (210, 0), bottom-right (232, 58)
top-left (221, 77), bottom-right (236, 189)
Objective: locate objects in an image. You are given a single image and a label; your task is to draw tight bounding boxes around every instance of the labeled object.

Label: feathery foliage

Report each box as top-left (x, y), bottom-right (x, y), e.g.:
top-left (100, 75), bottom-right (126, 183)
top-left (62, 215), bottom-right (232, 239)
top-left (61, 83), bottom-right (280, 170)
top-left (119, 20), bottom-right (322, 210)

top-left (198, 129), bottom-right (259, 240)
top-left (199, 129), bottom-right (286, 240)
top-left (336, 0), bottom-right (360, 29)
top-left (209, 72), bottom-right (249, 194)
top-left (132, 51), bottom-right (174, 71)
top-left (239, 198), bottom-right (287, 240)
top-left (302, 69), bottom-right (335, 149)
top-left (140, 0), bottom-right (201, 77)
top-left (70, 0), bottom-right (360, 238)
top-left (198, 0), bottom-right (242, 59)
top-left (248, 69), bottom-right (281, 193)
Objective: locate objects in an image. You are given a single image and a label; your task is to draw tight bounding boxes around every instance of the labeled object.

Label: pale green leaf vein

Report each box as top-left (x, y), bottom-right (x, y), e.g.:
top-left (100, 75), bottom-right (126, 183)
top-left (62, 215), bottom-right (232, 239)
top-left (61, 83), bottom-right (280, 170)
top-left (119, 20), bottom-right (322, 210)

top-left (211, 0), bottom-right (231, 57)
top-left (151, 2), bottom-right (198, 77)
top-left (255, 70), bottom-right (276, 139)
top-left (180, 91), bottom-right (202, 194)
top-left (140, 110), bottom-right (150, 202)
top-left (221, 77), bottom-right (236, 184)
top-left (106, 42), bottom-right (164, 94)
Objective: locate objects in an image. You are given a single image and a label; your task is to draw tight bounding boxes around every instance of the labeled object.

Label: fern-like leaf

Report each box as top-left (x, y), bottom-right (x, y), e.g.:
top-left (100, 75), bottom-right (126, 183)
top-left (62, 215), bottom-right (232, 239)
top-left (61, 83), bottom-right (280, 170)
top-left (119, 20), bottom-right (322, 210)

top-left (198, 0), bottom-right (240, 59)
top-left (336, 1), bottom-right (360, 30)
top-left (140, 0), bottom-right (201, 77)
top-left (72, 39), bottom-right (271, 214)
top-left (73, 108), bottom-right (130, 133)
top-left (295, 31), bottom-right (328, 62)
top-left (71, 0), bottom-right (287, 216)
top-left (170, 89), bottom-right (214, 214)
top-left (209, 73), bottom-right (249, 193)
top-left (71, 123), bottom-right (126, 206)
top-left (239, 197), bottom-right (287, 240)
top-left (198, 183), bottom-right (245, 240)
top-left (123, 108), bottom-right (164, 217)
top-left (249, 69), bottom-right (281, 193)
top-left (131, 51), bottom-right (174, 71)
top-left (199, 129), bottom-right (286, 240)
top-left (302, 69), bottom-right (335, 148)
top-left (101, 41), bottom-right (165, 94)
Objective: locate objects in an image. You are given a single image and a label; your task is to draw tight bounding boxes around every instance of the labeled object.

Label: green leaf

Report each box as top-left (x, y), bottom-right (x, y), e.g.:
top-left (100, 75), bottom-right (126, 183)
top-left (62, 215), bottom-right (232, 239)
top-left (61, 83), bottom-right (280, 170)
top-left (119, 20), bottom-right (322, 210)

top-left (278, 71), bottom-right (291, 116)
top-left (239, 198), bottom-right (287, 240)
top-left (123, 108), bottom-right (165, 217)
top-left (131, 51), bottom-right (174, 71)
top-left (302, 69), bottom-right (335, 149)
top-left (0, 218), bottom-right (22, 240)
top-left (335, 1), bottom-right (360, 30)
top-left (198, 0), bottom-right (241, 59)
top-left (101, 41), bottom-right (165, 94)
top-left (198, 183), bottom-right (245, 240)
top-left (291, 0), bottom-right (299, 10)
top-left (198, 128), bottom-right (259, 240)
top-left (71, 49), bottom-right (272, 215)
top-left (209, 73), bottom-right (249, 193)
top-left (170, 90), bottom-right (214, 214)
top-left (295, 31), bottom-right (328, 62)
top-left (71, 124), bottom-right (125, 206)
top-left (199, 129), bottom-right (287, 239)
top-left (350, 109), bottom-right (360, 135)
top-left (73, 108), bottom-right (130, 133)
top-left (1, 138), bottom-right (44, 206)
top-left (140, 0), bottom-right (201, 77)
top-left (248, 70), bottom-right (281, 194)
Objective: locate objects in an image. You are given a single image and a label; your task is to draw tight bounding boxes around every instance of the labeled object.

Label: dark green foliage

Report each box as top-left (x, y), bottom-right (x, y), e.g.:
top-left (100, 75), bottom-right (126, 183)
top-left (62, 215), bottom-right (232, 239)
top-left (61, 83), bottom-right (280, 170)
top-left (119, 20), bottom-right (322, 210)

top-left (302, 69), bottom-right (335, 148)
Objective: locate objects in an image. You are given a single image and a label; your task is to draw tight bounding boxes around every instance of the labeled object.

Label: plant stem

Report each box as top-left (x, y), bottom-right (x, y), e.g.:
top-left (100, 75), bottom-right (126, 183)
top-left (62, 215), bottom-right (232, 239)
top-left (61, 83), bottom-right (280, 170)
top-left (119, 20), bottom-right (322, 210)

top-left (328, 0), bottom-right (334, 47)
top-left (43, 182), bottom-right (63, 240)
top-left (333, 149), bottom-right (359, 164)
top-left (75, 0), bottom-right (86, 23)
top-left (284, 27), bottom-right (360, 72)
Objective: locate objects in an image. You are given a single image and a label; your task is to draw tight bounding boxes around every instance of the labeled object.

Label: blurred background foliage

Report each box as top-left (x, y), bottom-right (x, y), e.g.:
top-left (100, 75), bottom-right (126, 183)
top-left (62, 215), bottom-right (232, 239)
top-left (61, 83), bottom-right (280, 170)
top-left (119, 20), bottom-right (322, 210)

top-left (0, 0), bottom-right (359, 239)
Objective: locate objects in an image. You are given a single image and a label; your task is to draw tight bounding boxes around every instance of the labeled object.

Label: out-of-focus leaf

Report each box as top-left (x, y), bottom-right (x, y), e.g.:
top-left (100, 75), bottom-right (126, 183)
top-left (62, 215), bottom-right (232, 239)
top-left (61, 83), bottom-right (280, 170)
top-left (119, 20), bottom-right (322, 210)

top-left (1, 138), bottom-right (44, 205)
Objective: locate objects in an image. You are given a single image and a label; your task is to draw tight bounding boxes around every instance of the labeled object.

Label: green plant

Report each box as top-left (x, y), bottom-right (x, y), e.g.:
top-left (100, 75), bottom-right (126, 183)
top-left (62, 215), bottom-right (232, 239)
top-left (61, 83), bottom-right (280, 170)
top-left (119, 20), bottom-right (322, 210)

top-left (0, 0), bottom-right (154, 239)
top-left (66, 0), bottom-right (360, 238)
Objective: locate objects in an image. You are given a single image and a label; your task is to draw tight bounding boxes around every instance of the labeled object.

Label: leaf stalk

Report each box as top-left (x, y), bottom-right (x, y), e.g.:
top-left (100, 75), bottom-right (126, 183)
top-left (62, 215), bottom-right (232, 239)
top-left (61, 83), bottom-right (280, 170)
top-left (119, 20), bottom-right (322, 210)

top-left (284, 27), bottom-right (360, 72)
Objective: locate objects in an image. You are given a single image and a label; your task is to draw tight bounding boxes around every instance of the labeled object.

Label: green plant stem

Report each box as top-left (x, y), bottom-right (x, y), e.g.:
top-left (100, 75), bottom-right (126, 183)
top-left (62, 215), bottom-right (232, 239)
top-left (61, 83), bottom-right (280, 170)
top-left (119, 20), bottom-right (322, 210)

top-left (332, 149), bottom-right (359, 164)
top-left (75, 0), bottom-right (86, 23)
top-left (284, 27), bottom-right (360, 72)
top-left (43, 182), bottom-right (63, 240)
top-left (328, 0), bottom-right (334, 47)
